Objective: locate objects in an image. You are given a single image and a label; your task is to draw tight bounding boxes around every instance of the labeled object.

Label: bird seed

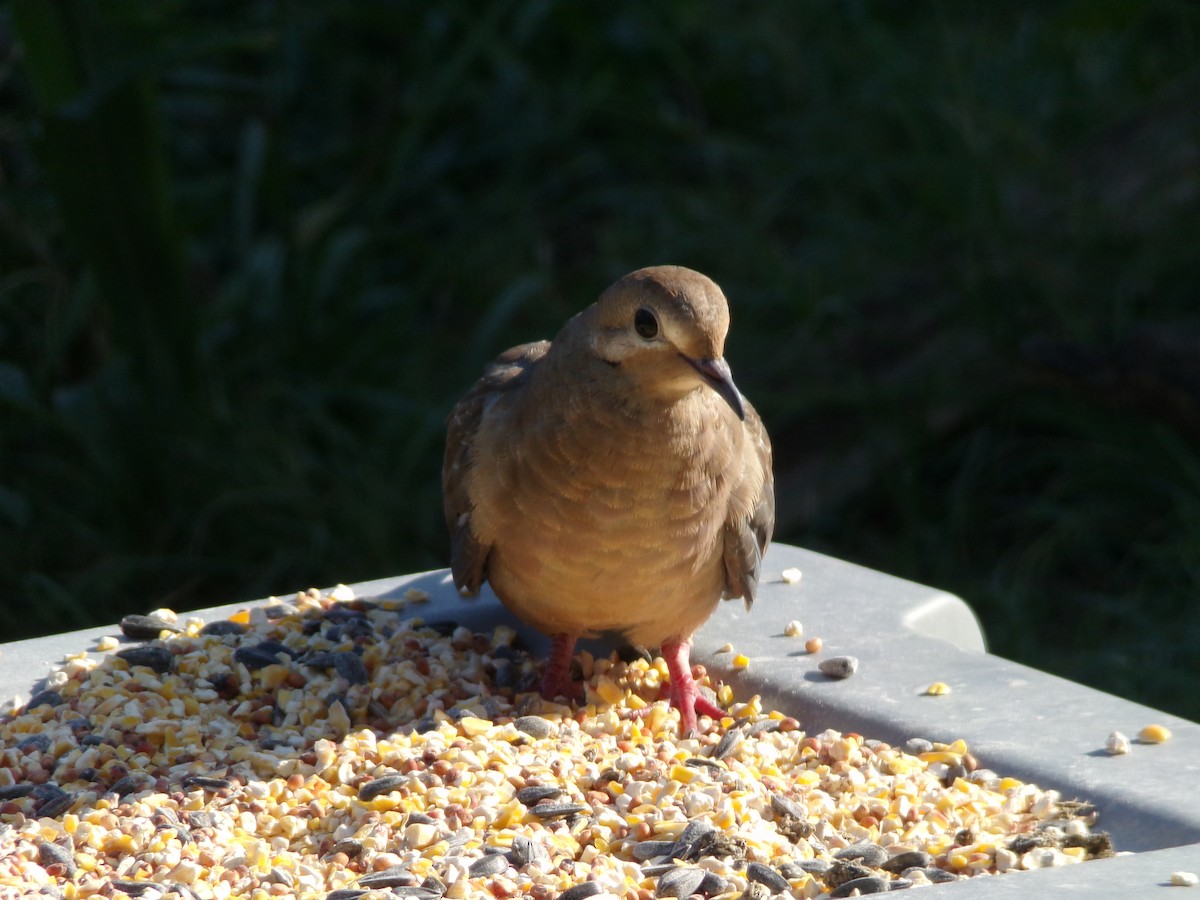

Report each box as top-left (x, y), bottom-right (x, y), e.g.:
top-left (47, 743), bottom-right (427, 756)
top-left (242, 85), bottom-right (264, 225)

top-left (0, 586), bottom-right (1115, 898)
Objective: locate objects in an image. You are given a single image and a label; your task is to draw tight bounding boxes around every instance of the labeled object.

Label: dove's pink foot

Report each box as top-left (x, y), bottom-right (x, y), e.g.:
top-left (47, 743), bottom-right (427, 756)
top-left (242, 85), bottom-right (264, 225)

top-left (661, 640), bottom-right (727, 734)
top-left (540, 632), bottom-right (582, 701)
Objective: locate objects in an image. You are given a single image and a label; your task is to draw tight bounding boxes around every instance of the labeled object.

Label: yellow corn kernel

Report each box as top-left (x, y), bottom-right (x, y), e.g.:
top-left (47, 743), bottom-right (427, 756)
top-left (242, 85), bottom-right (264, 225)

top-left (712, 806), bottom-right (736, 829)
top-left (595, 679), bottom-right (624, 706)
top-left (1138, 724), bottom-right (1172, 743)
top-left (918, 751), bottom-right (963, 766)
top-left (923, 681), bottom-right (951, 696)
top-left (732, 654), bottom-right (750, 670)
top-left (494, 800), bottom-right (525, 829)
top-left (652, 821), bottom-right (686, 838)
top-left (459, 716), bottom-right (492, 737)
top-left (1062, 845), bottom-right (1088, 861)
top-left (669, 764), bottom-right (698, 784)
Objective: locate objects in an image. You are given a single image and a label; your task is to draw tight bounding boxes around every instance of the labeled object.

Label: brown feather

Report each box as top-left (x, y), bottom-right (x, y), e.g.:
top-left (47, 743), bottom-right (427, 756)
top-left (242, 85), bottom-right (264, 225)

top-left (442, 266), bottom-right (774, 650)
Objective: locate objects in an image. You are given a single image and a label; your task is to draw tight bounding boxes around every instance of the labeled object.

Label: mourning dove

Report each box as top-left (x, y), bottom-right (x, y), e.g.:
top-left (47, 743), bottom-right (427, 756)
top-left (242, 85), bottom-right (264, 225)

top-left (443, 265), bottom-right (774, 732)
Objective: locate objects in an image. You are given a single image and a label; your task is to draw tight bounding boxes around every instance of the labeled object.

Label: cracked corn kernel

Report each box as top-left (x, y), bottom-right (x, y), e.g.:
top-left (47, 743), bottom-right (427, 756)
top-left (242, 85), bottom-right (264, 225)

top-left (595, 678), bottom-right (625, 705)
top-left (923, 681), bottom-right (951, 696)
top-left (781, 568), bottom-right (803, 584)
top-left (732, 654), bottom-right (751, 670)
top-left (1138, 724), bottom-right (1172, 744)
top-left (783, 620), bottom-right (803, 638)
top-left (0, 587), bottom-right (1116, 898)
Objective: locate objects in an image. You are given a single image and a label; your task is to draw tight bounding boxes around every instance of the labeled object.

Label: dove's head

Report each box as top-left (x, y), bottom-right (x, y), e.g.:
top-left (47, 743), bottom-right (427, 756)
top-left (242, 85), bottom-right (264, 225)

top-left (589, 265), bottom-right (745, 419)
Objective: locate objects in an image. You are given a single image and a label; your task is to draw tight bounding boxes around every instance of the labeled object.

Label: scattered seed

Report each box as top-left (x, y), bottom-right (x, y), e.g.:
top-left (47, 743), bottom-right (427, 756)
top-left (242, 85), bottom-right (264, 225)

top-left (732, 653), bottom-right (750, 670)
top-left (1106, 731), bottom-right (1132, 755)
top-left (36, 789), bottom-right (76, 818)
top-left (468, 853), bottom-right (510, 877)
top-left (829, 875), bottom-right (889, 896)
top-left (1170, 871), bottom-right (1199, 887)
top-left (713, 726), bottom-right (742, 760)
top-left (781, 859), bottom-right (830, 877)
top-left (120, 614), bottom-right (182, 640)
top-left (516, 784), bottom-right (563, 805)
top-left (333, 651), bottom-right (369, 684)
top-left (656, 866), bottom-right (707, 898)
top-left (115, 645), bottom-right (174, 674)
top-left (746, 861), bottom-right (789, 893)
top-left (769, 794), bottom-right (806, 820)
top-left (199, 619), bottom-right (248, 636)
top-left (507, 834), bottom-right (550, 868)
top-left (905, 737), bottom-right (934, 754)
top-left (1138, 724), bottom-right (1172, 744)
top-left (0, 592), bottom-right (1117, 899)
top-left (834, 843), bottom-right (888, 866)
top-left (745, 721), bottom-right (780, 741)
top-left (26, 689), bottom-right (64, 709)
top-left (180, 775), bottom-right (234, 792)
top-left (108, 773), bottom-right (148, 797)
top-left (672, 819), bottom-right (717, 860)
top-left (18, 733), bottom-right (51, 754)
top-left (780, 567), bottom-right (803, 584)
top-left (527, 803), bottom-right (589, 819)
top-left (37, 841), bottom-right (75, 876)
top-left (818, 655), bottom-right (858, 679)
top-left (923, 681), bottom-right (951, 696)
top-left (358, 775), bottom-right (406, 801)
top-left (110, 881), bottom-right (156, 897)
top-left (356, 867), bottom-right (415, 889)
top-left (881, 850), bottom-right (933, 873)
top-left (918, 867), bottom-right (960, 883)
top-left (804, 636), bottom-right (823, 653)
top-left (783, 619), bottom-right (803, 637)
top-left (558, 883), bottom-right (601, 900)
top-left (233, 645), bottom-right (284, 671)
top-left (513, 715), bottom-right (555, 739)
top-left (632, 841), bottom-right (678, 861)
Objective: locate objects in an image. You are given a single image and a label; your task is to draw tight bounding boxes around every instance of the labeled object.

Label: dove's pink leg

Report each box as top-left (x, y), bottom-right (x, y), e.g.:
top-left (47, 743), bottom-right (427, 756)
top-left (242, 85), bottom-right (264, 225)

top-left (661, 640), bottom-right (727, 733)
top-left (540, 632), bottom-right (581, 701)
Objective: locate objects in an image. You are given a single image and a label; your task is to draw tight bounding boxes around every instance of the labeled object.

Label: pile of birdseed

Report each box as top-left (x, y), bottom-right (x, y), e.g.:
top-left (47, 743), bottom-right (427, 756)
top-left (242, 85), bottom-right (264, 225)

top-left (0, 587), bottom-right (1115, 900)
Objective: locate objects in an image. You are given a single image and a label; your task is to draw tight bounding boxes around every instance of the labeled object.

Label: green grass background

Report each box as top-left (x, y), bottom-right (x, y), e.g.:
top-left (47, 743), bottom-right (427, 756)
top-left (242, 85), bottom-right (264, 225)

top-left (2, 1), bottom-right (1198, 720)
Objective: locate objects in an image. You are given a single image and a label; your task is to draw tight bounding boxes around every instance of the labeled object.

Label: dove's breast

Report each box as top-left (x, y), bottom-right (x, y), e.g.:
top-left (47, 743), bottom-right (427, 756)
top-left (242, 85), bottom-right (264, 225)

top-left (469, 381), bottom-right (742, 648)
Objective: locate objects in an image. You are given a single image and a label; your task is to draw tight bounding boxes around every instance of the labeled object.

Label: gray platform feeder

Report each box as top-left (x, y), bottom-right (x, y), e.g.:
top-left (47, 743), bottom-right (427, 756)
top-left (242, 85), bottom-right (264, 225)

top-left (2, 544), bottom-right (1197, 896)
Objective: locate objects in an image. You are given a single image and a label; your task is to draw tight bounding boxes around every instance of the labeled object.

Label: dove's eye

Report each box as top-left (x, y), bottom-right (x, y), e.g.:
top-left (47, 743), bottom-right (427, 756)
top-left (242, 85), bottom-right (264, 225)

top-left (634, 308), bottom-right (659, 340)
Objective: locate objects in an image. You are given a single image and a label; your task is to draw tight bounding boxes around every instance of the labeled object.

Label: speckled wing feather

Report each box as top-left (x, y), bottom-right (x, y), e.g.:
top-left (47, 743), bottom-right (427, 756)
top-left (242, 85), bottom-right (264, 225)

top-left (722, 401), bottom-right (775, 609)
top-left (443, 340), bottom-right (550, 596)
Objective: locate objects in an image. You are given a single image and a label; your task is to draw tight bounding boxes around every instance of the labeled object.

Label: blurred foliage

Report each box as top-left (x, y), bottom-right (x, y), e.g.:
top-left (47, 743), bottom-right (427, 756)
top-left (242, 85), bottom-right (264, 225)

top-left (1, 1), bottom-right (1198, 719)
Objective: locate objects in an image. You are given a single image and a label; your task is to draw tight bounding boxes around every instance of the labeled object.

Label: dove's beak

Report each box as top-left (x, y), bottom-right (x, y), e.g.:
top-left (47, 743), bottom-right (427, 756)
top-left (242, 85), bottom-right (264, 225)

top-left (687, 356), bottom-right (746, 421)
